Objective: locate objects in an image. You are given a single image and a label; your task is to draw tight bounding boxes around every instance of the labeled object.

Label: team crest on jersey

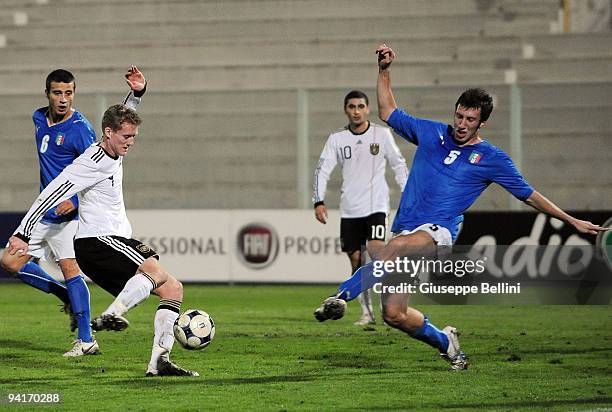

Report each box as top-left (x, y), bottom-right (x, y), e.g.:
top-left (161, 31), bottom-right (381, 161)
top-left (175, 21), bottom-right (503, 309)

top-left (370, 143), bottom-right (380, 155)
top-left (469, 151), bottom-right (482, 164)
top-left (136, 244), bottom-right (151, 254)
top-left (55, 133), bottom-right (65, 145)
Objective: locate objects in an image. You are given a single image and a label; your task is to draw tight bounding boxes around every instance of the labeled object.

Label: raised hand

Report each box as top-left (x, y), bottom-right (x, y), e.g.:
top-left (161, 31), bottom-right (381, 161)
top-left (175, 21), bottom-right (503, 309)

top-left (376, 43), bottom-right (396, 71)
top-left (125, 66), bottom-right (146, 92)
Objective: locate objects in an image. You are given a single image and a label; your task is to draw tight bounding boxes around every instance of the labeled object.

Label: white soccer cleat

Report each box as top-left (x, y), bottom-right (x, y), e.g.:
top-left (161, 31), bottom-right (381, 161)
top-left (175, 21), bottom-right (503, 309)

top-left (354, 314), bottom-right (376, 326)
top-left (314, 297), bottom-right (347, 322)
top-left (440, 326), bottom-right (468, 370)
top-left (63, 339), bottom-right (100, 357)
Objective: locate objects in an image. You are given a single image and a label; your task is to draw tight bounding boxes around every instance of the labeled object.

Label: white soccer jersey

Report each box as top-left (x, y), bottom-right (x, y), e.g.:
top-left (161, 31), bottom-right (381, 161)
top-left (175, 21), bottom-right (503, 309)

top-left (18, 144), bottom-right (131, 241)
top-left (313, 122), bottom-right (408, 218)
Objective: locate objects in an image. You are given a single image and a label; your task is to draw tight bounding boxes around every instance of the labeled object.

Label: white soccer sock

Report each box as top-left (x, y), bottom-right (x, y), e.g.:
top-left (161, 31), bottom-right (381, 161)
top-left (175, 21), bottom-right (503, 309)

top-left (358, 250), bottom-right (375, 319)
top-left (148, 301), bottom-right (181, 370)
top-left (358, 288), bottom-right (375, 319)
top-left (103, 272), bottom-right (156, 317)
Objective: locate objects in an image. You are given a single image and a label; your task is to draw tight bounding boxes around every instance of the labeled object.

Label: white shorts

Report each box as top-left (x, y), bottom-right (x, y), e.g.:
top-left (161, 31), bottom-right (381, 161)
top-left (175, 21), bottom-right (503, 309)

top-left (14, 220), bottom-right (78, 261)
top-left (394, 223), bottom-right (453, 246)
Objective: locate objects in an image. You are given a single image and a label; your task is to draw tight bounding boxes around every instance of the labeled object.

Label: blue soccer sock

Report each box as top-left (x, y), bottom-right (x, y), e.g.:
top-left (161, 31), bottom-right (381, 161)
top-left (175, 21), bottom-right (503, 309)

top-left (66, 275), bottom-right (93, 343)
top-left (16, 262), bottom-right (70, 304)
top-left (336, 261), bottom-right (384, 301)
top-left (408, 316), bottom-right (449, 352)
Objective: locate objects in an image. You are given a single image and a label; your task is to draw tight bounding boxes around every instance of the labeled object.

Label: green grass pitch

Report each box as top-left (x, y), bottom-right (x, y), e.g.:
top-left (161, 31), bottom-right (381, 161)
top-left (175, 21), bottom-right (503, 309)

top-left (0, 283), bottom-right (610, 411)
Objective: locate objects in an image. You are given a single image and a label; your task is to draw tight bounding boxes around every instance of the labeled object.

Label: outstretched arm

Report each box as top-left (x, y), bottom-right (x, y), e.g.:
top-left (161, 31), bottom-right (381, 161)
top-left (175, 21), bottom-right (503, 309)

top-left (9, 177), bottom-right (84, 256)
top-left (9, 157), bottom-right (104, 256)
top-left (524, 191), bottom-right (608, 235)
top-left (376, 43), bottom-right (398, 122)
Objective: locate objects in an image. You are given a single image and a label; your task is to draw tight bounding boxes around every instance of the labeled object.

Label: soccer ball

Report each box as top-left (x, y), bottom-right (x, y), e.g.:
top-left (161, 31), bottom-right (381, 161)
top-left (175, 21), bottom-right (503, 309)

top-left (173, 309), bottom-right (215, 350)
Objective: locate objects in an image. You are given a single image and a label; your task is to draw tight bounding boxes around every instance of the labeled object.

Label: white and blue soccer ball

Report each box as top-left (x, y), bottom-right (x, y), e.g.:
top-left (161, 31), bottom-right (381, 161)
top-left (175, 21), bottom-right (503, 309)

top-left (173, 309), bottom-right (215, 350)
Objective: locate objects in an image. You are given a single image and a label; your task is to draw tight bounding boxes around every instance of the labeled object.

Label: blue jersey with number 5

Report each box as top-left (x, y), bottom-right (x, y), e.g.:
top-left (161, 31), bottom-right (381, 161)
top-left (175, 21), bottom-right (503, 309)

top-left (33, 108), bottom-right (96, 223)
top-left (386, 108), bottom-right (533, 241)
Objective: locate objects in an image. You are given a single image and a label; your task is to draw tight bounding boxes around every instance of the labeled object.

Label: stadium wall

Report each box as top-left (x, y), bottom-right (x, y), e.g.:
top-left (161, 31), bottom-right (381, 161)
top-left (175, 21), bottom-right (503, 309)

top-left (1, 210), bottom-right (610, 285)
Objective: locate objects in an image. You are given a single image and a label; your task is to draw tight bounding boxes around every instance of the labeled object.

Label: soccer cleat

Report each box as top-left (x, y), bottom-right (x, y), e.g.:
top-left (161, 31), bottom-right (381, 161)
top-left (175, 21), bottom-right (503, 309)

top-left (91, 313), bottom-right (129, 332)
top-left (145, 359), bottom-right (199, 377)
top-left (60, 303), bottom-right (78, 332)
top-left (63, 339), bottom-right (100, 357)
top-left (440, 326), bottom-right (468, 370)
top-left (354, 314), bottom-right (376, 326)
top-left (314, 297), bottom-right (347, 322)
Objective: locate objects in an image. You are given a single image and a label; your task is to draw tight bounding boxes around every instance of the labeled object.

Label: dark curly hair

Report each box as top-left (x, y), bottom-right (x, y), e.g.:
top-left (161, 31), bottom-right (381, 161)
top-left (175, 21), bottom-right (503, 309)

top-left (455, 88), bottom-right (494, 122)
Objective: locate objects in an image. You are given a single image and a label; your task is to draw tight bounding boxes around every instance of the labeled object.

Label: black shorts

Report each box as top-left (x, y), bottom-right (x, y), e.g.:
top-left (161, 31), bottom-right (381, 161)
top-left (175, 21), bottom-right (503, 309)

top-left (340, 212), bottom-right (387, 253)
top-left (74, 236), bottom-right (158, 297)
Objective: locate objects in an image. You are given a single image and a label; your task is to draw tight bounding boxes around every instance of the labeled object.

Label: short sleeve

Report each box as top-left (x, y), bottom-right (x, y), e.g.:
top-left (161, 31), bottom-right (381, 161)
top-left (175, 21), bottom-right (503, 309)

top-left (490, 150), bottom-right (534, 200)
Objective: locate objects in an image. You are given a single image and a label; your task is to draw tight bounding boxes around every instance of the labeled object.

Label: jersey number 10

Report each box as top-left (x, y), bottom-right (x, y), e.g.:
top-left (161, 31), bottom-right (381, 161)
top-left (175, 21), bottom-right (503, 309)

top-left (370, 225), bottom-right (385, 240)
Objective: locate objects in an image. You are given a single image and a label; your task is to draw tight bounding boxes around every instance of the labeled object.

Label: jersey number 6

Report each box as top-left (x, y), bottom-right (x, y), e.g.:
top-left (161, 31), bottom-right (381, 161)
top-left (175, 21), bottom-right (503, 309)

top-left (40, 135), bottom-right (50, 154)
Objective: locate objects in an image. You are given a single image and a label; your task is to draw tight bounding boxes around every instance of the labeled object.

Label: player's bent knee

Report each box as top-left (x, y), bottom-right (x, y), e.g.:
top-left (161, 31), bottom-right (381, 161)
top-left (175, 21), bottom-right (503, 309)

top-left (168, 276), bottom-right (183, 295)
top-left (382, 308), bottom-right (407, 328)
top-left (138, 257), bottom-right (169, 286)
top-left (153, 275), bottom-right (183, 300)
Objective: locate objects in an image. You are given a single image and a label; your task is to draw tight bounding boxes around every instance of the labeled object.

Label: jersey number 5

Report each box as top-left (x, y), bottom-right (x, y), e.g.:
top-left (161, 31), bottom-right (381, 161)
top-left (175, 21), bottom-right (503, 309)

top-left (444, 150), bottom-right (461, 165)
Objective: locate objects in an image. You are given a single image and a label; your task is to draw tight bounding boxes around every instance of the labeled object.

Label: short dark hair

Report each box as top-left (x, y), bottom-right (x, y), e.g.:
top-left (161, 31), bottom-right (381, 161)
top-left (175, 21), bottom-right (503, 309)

top-left (45, 69), bottom-right (75, 92)
top-left (344, 90), bottom-right (369, 108)
top-left (102, 104), bottom-right (142, 133)
top-left (455, 88), bottom-right (494, 122)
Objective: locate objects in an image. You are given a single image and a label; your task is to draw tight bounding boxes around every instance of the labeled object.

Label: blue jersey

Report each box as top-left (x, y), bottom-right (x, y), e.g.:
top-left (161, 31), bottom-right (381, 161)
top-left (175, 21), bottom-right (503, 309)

top-left (33, 108), bottom-right (96, 223)
top-left (387, 108), bottom-right (534, 240)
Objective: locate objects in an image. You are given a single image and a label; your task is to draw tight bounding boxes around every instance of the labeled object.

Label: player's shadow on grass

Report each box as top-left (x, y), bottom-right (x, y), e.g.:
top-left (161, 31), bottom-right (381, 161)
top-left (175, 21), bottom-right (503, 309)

top-left (480, 346), bottom-right (611, 356)
top-left (0, 338), bottom-right (61, 354)
top-left (305, 352), bottom-right (392, 369)
top-left (0, 376), bottom-right (58, 385)
top-left (417, 396), bottom-right (612, 411)
top-left (113, 374), bottom-right (317, 386)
